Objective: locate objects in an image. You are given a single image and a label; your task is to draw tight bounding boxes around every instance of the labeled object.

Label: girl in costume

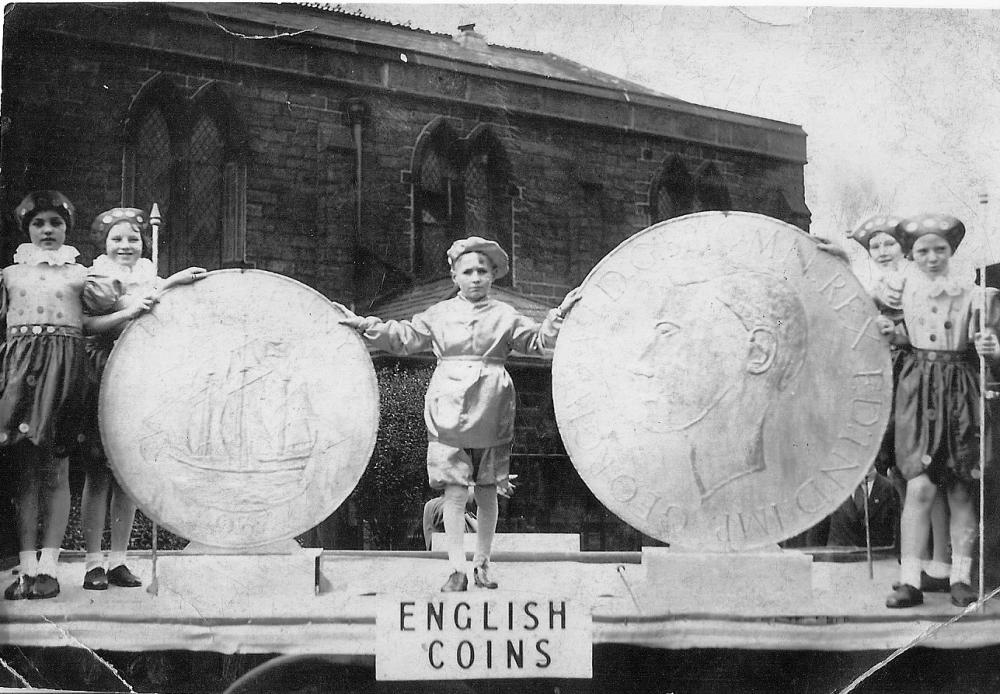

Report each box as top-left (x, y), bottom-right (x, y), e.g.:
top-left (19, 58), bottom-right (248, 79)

top-left (851, 215), bottom-right (950, 590)
top-left (1, 191), bottom-right (88, 600)
top-left (341, 237), bottom-right (580, 591)
top-left (80, 207), bottom-right (206, 590)
top-left (880, 213), bottom-right (999, 608)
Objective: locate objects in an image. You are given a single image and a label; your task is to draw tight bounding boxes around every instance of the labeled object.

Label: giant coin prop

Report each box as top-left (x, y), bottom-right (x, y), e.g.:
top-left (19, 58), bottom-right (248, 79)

top-left (100, 270), bottom-right (379, 548)
top-left (553, 213), bottom-right (892, 551)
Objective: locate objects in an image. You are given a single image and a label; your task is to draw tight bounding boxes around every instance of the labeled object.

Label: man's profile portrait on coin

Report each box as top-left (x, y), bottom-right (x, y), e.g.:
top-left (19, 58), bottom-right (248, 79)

top-left (635, 269), bottom-right (808, 500)
top-left (553, 213), bottom-right (890, 550)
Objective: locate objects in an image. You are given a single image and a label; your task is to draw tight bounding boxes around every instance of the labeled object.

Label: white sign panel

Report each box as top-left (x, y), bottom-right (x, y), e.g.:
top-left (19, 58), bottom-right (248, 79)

top-left (376, 593), bottom-right (592, 680)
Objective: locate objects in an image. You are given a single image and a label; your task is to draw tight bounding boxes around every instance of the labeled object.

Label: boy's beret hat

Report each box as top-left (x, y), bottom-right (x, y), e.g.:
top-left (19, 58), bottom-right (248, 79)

top-left (447, 236), bottom-right (510, 280)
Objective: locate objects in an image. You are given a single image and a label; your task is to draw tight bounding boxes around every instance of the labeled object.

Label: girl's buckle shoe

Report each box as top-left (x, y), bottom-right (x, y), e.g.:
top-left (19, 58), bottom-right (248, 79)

top-left (107, 565), bottom-right (142, 588)
top-left (4, 575), bottom-right (34, 600)
top-left (83, 567), bottom-right (109, 590)
top-left (885, 583), bottom-right (923, 608)
top-left (441, 571), bottom-right (468, 592)
top-left (27, 574), bottom-right (59, 600)
top-left (473, 563), bottom-right (498, 589)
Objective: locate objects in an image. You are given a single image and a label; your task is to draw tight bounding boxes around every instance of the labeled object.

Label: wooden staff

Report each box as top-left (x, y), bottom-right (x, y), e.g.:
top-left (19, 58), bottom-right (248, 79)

top-left (977, 193), bottom-right (990, 607)
top-left (147, 202), bottom-right (162, 597)
top-left (150, 203), bottom-right (161, 276)
top-left (862, 475), bottom-right (873, 580)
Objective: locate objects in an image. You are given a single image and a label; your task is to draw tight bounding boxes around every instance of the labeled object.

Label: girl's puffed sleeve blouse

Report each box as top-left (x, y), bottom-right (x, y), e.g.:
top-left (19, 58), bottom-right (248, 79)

top-left (360, 295), bottom-right (564, 448)
top-left (82, 257), bottom-right (159, 341)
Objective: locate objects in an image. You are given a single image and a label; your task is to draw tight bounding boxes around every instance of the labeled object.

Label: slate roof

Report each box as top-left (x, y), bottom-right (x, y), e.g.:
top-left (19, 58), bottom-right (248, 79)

top-left (173, 2), bottom-right (677, 101)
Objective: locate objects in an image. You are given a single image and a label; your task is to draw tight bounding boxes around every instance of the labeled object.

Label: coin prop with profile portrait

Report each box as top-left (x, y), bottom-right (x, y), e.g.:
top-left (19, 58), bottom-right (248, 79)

top-left (552, 212), bottom-right (892, 551)
top-left (99, 269), bottom-right (379, 548)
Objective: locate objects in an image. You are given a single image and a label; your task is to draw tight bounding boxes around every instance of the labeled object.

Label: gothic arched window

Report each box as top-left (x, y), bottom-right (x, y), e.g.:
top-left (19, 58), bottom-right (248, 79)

top-left (650, 157), bottom-right (695, 223)
top-left (693, 162), bottom-right (732, 212)
top-left (123, 76), bottom-right (248, 273)
top-left (460, 126), bottom-right (513, 284)
top-left (412, 120), bottom-right (462, 279)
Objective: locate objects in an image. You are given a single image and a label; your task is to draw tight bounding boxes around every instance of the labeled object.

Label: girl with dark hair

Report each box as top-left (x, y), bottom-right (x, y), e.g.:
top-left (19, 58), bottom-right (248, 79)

top-left (2, 191), bottom-right (88, 600)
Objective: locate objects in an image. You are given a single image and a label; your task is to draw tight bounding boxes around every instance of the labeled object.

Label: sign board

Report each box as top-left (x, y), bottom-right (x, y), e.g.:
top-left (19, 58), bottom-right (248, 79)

top-left (376, 594), bottom-right (592, 680)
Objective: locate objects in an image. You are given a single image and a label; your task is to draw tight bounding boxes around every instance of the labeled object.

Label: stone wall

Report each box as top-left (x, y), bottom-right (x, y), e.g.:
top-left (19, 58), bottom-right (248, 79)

top-left (2, 3), bottom-right (808, 309)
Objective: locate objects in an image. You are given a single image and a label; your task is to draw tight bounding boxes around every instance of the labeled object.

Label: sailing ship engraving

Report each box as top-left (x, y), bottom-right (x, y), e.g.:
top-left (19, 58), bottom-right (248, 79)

top-left (149, 337), bottom-right (321, 512)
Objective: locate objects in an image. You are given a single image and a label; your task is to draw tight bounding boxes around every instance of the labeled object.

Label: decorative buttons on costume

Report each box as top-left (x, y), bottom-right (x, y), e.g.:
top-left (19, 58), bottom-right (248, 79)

top-left (971, 468), bottom-right (982, 480)
top-left (0, 433), bottom-right (7, 443)
top-left (36, 307), bottom-right (44, 315)
top-left (929, 334), bottom-right (936, 342)
top-left (31, 326), bottom-right (42, 334)
top-left (927, 409), bottom-right (936, 421)
top-left (18, 423), bottom-right (30, 434)
top-left (77, 434), bottom-right (86, 442)
top-left (46, 326), bottom-right (55, 334)
top-left (19, 326), bottom-right (28, 334)
top-left (931, 307), bottom-right (938, 313)
top-left (26, 375), bottom-right (36, 386)
top-left (944, 321), bottom-right (952, 329)
top-left (926, 351), bottom-right (937, 360)
top-left (921, 454), bottom-right (932, 466)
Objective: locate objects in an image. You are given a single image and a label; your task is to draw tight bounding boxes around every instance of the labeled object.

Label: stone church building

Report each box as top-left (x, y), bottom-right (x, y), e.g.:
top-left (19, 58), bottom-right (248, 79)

top-left (2, 2), bottom-right (811, 550)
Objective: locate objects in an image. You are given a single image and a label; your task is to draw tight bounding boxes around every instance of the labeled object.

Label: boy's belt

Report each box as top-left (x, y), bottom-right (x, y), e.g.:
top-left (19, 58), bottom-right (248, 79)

top-left (438, 356), bottom-right (505, 364)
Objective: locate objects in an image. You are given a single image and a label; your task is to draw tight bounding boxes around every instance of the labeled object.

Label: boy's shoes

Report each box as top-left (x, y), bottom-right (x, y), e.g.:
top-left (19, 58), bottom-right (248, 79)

top-left (441, 571), bottom-right (468, 592)
top-left (892, 571), bottom-right (950, 593)
top-left (27, 574), bottom-right (59, 600)
top-left (885, 583), bottom-right (923, 608)
top-left (950, 582), bottom-right (977, 607)
top-left (473, 563), bottom-right (498, 590)
top-left (107, 565), bottom-right (142, 588)
top-left (83, 567), bottom-right (109, 591)
top-left (4, 575), bottom-right (34, 600)
top-left (921, 572), bottom-right (951, 593)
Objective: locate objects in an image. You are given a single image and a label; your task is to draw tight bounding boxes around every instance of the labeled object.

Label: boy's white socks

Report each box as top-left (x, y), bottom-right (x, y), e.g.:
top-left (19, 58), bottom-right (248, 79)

top-left (18, 550), bottom-right (38, 577)
top-left (37, 547), bottom-right (60, 577)
top-left (900, 557), bottom-right (922, 589)
top-left (924, 559), bottom-right (951, 580)
top-left (85, 552), bottom-right (104, 572)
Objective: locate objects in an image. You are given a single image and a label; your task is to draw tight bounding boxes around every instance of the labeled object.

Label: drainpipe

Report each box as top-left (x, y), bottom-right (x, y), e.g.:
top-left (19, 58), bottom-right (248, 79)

top-left (343, 98), bottom-right (371, 311)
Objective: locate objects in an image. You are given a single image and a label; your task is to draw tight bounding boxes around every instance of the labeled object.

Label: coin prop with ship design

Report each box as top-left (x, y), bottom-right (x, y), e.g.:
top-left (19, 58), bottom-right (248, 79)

top-left (552, 212), bottom-right (892, 552)
top-left (100, 270), bottom-right (379, 548)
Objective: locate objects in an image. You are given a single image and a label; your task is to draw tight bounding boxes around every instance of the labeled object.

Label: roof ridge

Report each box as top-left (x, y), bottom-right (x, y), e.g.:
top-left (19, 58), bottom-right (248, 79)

top-left (293, 3), bottom-right (669, 98)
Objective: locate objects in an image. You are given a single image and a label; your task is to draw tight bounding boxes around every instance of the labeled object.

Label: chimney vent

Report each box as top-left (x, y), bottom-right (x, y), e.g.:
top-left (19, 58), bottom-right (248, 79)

top-left (454, 23), bottom-right (488, 51)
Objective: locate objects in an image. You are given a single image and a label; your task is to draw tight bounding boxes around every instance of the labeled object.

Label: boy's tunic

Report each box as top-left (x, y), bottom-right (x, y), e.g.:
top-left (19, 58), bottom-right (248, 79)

top-left (361, 294), bottom-right (562, 449)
